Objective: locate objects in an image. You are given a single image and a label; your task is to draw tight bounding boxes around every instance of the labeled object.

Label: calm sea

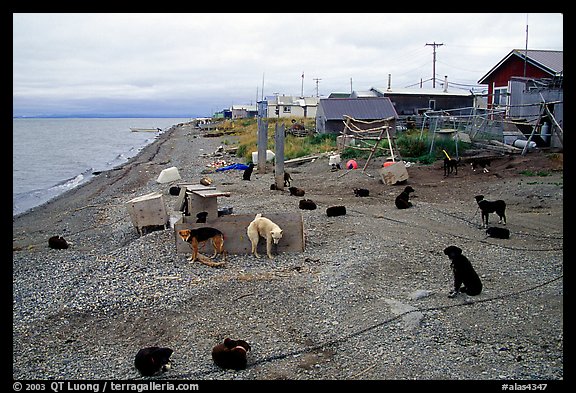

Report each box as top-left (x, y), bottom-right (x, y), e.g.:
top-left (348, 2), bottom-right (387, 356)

top-left (13, 118), bottom-right (189, 216)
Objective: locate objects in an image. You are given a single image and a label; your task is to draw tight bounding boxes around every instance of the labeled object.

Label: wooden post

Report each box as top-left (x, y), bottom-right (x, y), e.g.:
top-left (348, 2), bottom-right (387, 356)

top-left (257, 117), bottom-right (268, 173)
top-left (274, 122), bottom-right (285, 190)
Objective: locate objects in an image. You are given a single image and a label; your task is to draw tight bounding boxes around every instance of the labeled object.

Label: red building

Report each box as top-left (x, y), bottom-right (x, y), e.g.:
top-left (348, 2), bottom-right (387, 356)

top-left (478, 49), bottom-right (563, 108)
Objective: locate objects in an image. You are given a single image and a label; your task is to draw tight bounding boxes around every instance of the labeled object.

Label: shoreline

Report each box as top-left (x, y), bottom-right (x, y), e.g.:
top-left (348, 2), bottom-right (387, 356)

top-left (13, 121), bottom-right (563, 380)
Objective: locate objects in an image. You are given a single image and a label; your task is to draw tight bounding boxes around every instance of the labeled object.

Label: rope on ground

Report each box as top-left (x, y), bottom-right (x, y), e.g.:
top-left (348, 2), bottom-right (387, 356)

top-left (159, 274), bottom-right (562, 380)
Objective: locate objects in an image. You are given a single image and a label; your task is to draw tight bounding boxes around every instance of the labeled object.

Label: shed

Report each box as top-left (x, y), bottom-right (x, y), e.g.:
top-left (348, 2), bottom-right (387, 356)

top-left (315, 97), bottom-right (398, 134)
top-left (370, 87), bottom-right (474, 116)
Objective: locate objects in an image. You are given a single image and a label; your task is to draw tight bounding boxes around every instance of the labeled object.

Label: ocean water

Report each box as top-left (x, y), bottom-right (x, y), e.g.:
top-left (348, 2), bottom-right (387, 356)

top-left (13, 118), bottom-right (189, 216)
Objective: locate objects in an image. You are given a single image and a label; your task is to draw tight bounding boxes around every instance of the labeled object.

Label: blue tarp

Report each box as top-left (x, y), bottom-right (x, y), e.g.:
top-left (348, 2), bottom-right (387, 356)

top-left (215, 163), bottom-right (250, 172)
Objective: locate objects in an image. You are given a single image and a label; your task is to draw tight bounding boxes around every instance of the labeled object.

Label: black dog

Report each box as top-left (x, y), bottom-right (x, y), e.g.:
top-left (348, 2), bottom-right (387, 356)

top-left (486, 226), bottom-right (510, 239)
top-left (48, 236), bottom-right (69, 249)
top-left (169, 186), bottom-right (181, 196)
top-left (283, 171), bottom-right (293, 187)
top-left (299, 199), bottom-right (317, 210)
top-left (196, 211), bottom-right (208, 223)
top-left (289, 186), bottom-right (305, 197)
top-left (471, 158), bottom-right (491, 173)
top-left (443, 245), bottom-right (482, 298)
top-left (395, 186), bottom-right (415, 209)
top-left (134, 346), bottom-right (173, 376)
top-left (353, 188), bottom-right (370, 197)
top-left (242, 163), bottom-right (255, 181)
top-left (212, 338), bottom-right (251, 370)
top-left (443, 157), bottom-right (460, 176)
top-left (326, 205), bottom-right (346, 217)
top-left (475, 195), bottom-right (506, 227)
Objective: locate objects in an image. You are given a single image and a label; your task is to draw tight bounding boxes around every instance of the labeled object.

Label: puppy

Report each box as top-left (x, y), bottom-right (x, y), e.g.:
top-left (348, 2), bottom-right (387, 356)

top-left (443, 245), bottom-right (482, 298)
top-left (247, 214), bottom-right (283, 259)
top-left (486, 226), bottom-right (510, 239)
top-left (134, 346), bottom-right (173, 376)
top-left (283, 171), bottom-right (293, 187)
top-left (471, 158), bottom-right (491, 173)
top-left (212, 338), bottom-right (251, 370)
top-left (353, 188), bottom-right (370, 197)
top-left (443, 157), bottom-right (460, 176)
top-left (288, 186), bottom-right (305, 197)
top-left (177, 228), bottom-right (226, 265)
top-left (395, 186), bottom-right (415, 209)
top-left (48, 235), bottom-right (69, 250)
top-left (326, 205), bottom-right (346, 217)
top-left (475, 195), bottom-right (506, 227)
top-left (242, 163), bottom-right (255, 180)
top-left (299, 198), bottom-right (317, 210)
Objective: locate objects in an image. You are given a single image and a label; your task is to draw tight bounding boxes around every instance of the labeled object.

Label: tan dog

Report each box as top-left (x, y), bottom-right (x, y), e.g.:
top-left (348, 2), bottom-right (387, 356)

top-left (177, 228), bottom-right (226, 267)
top-left (246, 214), bottom-right (283, 259)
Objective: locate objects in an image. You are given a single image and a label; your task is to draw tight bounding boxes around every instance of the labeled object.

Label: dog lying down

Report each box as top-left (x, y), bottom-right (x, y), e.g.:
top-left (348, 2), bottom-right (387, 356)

top-left (177, 228), bottom-right (226, 267)
top-left (326, 205), bottom-right (346, 217)
top-left (212, 338), bottom-right (251, 370)
top-left (247, 213), bottom-right (283, 259)
top-left (299, 199), bottom-right (317, 210)
top-left (486, 226), bottom-right (510, 239)
top-left (134, 346), bottom-right (173, 376)
top-left (443, 245), bottom-right (482, 298)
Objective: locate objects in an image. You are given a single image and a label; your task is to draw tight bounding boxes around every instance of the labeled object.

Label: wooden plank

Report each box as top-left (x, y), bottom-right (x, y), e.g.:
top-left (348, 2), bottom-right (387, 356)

top-left (174, 212), bottom-right (304, 255)
top-left (192, 190), bottom-right (231, 198)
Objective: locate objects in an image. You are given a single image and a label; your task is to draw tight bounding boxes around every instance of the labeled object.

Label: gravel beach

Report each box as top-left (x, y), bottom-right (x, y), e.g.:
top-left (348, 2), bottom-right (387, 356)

top-left (13, 122), bottom-right (563, 383)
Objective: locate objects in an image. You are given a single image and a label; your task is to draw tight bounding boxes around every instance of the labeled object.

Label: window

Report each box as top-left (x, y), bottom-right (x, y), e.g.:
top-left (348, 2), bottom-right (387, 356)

top-left (429, 99), bottom-right (436, 110)
top-left (493, 87), bottom-right (508, 107)
top-left (283, 106), bottom-right (291, 113)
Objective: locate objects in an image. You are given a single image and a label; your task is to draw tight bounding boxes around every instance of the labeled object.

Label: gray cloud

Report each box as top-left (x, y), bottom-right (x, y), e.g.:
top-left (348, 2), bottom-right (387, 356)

top-left (13, 13), bottom-right (563, 117)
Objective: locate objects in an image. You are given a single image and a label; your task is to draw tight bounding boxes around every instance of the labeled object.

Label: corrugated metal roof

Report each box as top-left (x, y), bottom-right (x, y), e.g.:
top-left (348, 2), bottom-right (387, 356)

top-left (478, 49), bottom-right (563, 84)
top-left (319, 97), bottom-right (398, 120)
top-left (371, 87), bottom-right (472, 97)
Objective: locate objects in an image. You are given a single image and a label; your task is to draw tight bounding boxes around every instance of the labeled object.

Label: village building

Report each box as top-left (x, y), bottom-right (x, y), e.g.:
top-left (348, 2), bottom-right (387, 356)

top-left (257, 95), bottom-right (319, 119)
top-left (315, 97), bottom-right (398, 134)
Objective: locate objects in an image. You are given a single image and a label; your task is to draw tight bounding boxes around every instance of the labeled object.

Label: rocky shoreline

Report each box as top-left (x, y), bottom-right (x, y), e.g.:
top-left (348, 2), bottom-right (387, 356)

top-left (13, 122), bottom-right (563, 382)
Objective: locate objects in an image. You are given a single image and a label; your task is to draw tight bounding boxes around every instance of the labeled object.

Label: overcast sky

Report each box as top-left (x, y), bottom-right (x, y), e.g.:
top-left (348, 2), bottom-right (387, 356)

top-left (13, 13), bottom-right (563, 118)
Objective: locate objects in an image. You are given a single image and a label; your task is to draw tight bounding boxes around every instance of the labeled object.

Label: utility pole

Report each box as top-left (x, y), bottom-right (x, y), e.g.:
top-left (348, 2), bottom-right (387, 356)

top-left (301, 71), bottom-right (304, 98)
top-left (425, 42), bottom-right (443, 88)
top-left (313, 78), bottom-right (322, 97)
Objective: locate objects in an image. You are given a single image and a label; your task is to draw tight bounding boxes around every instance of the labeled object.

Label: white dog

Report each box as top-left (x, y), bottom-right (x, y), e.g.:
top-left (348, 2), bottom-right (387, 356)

top-left (247, 213), bottom-right (283, 259)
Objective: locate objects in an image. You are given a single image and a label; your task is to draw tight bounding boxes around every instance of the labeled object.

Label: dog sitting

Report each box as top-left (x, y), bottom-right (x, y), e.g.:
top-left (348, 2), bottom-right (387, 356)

top-left (326, 205), bottom-right (346, 217)
top-left (212, 338), bottom-right (251, 370)
top-left (471, 158), bottom-right (491, 173)
top-left (288, 186), bottom-right (305, 197)
top-left (242, 163), bottom-right (255, 180)
top-left (177, 228), bottom-right (226, 266)
top-left (486, 226), bottom-right (510, 239)
top-left (475, 195), bottom-right (506, 227)
top-left (48, 235), bottom-right (69, 249)
top-left (282, 171), bottom-right (293, 187)
top-left (134, 346), bottom-right (173, 376)
top-left (299, 199), bottom-right (317, 210)
top-left (443, 157), bottom-right (460, 176)
top-left (395, 186), bottom-right (415, 209)
top-left (353, 188), bottom-right (369, 197)
top-left (443, 245), bottom-right (482, 298)
top-left (247, 214), bottom-right (283, 259)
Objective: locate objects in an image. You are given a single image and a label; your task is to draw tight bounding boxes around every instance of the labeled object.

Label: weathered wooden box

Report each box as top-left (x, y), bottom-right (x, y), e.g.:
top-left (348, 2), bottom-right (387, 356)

top-left (174, 212), bottom-right (305, 256)
top-left (378, 161), bottom-right (409, 185)
top-left (126, 192), bottom-right (169, 235)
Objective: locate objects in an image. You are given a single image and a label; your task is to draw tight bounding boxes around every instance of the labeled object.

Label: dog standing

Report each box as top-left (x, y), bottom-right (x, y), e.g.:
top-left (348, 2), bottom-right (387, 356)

top-left (134, 347), bottom-right (173, 376)
top-left (443, 157), bottom-right (460, 176)
top-left (443, 245), bottom-right (482, 298)
top-left (177, 228), bottom-right (226, 266)
top-left (247, 213), bottom-right (283, 259)
top-left (475, 195), bottom-right (506, 227)
top-left (395, 186), bottom-right (415, 209)
top-left (212, 338), bottom-right (251, 370)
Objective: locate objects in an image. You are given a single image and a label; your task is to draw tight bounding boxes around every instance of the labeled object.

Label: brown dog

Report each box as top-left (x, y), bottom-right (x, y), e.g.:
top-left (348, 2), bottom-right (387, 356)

top-left (177, 228), bottom-right (226, 266)
top-left (212, 338), bottom-right (251, 370)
